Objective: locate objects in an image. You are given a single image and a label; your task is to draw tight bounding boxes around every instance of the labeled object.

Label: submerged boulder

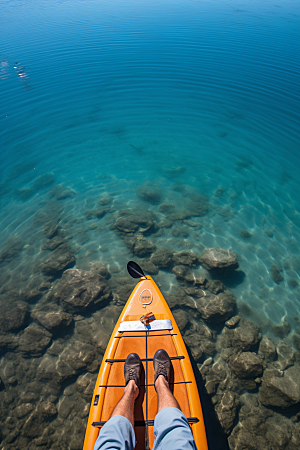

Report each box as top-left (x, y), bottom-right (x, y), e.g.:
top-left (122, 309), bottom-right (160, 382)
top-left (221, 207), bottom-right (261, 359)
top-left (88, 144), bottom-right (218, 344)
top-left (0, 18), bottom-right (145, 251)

top-left (230, 352), bottom-right (263, 379)
top-left (215, 390), bottom-right (240, 435)
top-left (53, 269), bottom-right (111, 313)
top-left (199, 247), bottom-right (239, 274)
top-left (259, 365), bottom-right (300, 409)
top-left (18, 323), bottom-right (52, 357)
top-left (0, 300), bottom-right (29, 333)
top-left (172, 265), bottom-right (195, 283)
top-left (136, 182), bottom-right (163, 203)
top-left (173, 250), bottom-right (199, 266)
top-left (223, 318), bottom-right (261, 351)
top-left (196, 291), bottom-right (236, 323)
top-left (22, 401), bottom-right (57, 438)
top-left (151, 247), bottom-right (174, 269)
top-left (31, 311), bottom-right (73, 334)
top-left (40, 243), bottom-right (75, 276)
top-left (133, 239), bottom-right (156, 257)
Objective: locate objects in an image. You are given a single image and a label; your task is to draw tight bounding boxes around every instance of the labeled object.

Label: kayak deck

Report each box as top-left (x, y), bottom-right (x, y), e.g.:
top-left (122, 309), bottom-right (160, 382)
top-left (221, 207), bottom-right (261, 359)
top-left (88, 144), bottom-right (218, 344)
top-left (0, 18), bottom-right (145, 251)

top-left (83, 276), bottom-right (208, 450)
top-left (98, 329), bottom-right (191, 449)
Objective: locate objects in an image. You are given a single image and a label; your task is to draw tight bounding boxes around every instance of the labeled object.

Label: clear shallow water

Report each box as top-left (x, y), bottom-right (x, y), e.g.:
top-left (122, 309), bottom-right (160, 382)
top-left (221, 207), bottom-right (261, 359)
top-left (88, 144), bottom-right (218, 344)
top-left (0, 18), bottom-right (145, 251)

top-left (1, 0), bottom-right (299, 330)
top-left (0, 0), bottom-right (300, 447)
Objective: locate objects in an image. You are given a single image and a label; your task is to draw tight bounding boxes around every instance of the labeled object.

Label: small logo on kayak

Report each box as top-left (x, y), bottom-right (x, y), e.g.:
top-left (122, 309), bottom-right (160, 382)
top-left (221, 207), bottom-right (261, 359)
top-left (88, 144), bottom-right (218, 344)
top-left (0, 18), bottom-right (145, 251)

top-left (139, 289), bottom-right (153, 305)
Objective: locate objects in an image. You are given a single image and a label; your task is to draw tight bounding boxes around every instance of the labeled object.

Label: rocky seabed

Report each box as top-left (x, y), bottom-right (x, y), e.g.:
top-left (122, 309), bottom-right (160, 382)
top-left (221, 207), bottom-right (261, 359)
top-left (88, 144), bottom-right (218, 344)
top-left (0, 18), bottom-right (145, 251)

top-left (0, 182), bottom-right (300, 450)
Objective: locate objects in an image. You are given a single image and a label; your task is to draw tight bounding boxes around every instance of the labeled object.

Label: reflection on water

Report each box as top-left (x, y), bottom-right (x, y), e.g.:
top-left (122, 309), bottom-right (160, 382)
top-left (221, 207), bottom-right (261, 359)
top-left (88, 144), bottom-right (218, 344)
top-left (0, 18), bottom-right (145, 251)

top-left (0, 0), bottom-right (300, 449)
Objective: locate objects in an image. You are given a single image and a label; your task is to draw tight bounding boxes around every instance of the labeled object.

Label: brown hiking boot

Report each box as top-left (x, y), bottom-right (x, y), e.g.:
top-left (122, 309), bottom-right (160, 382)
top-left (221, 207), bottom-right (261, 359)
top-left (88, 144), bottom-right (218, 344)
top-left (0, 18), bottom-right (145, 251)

top-left (124, 353), bottom-right (142, 389)
top-left (153, 349), bottom-right (171, 383)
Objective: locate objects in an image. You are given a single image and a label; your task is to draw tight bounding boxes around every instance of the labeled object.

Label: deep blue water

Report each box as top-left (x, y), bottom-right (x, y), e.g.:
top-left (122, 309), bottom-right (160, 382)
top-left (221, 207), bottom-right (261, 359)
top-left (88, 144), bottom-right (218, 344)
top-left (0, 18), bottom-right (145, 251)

top-left (0, 0), bottom-right (300, 332)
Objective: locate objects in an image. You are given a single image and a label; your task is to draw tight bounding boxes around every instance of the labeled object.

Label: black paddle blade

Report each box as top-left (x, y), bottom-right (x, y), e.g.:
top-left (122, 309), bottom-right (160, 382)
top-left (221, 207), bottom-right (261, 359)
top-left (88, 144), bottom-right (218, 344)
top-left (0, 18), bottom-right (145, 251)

top-left (127, 261), bottom-right (145, 278)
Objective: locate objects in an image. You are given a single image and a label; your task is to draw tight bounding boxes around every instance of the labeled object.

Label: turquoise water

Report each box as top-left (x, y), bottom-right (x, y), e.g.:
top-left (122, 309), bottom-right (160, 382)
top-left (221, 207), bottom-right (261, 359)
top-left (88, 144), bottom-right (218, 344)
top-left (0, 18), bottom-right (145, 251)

top-left (1, 0), bottom-right (299, 329)
top-left (0, 0), bottom-right (300, 447)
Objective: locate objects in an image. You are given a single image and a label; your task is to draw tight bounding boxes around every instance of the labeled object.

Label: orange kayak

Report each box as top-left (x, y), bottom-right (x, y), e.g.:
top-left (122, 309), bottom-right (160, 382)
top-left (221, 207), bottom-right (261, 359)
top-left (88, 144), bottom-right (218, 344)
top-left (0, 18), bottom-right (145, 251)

top-left (83, 264), bottom-right (208, 450)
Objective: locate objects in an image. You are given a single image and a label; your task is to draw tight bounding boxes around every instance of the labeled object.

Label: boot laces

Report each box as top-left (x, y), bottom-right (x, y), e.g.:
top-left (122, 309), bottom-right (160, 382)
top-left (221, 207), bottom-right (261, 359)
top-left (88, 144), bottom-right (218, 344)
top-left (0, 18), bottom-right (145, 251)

top-left (157, 361), bottom-right (168, 377)
top-left (128, 368), bottom-right (137, 379)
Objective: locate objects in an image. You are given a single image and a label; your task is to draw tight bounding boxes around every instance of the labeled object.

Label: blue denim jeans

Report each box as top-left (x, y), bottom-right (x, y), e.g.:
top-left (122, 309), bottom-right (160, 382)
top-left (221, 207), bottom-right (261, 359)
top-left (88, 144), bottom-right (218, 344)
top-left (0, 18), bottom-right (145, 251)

top-left (93, 407), bottom-right (198, 450)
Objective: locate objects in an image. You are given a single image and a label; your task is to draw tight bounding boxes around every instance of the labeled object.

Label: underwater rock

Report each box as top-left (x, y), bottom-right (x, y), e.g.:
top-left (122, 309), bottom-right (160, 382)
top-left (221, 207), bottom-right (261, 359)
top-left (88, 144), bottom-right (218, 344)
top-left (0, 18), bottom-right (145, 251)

top-left (19, 275), bottom-right (51, 304)
top-left (53, 268), bottom-right (111, 313)
top-left (15, 186), bottom-right (34, 200)
top-left (288, 278), bottom-right (299, 288)
top-left (0, 300), bottom-right (29, 333)
top-left (15, 403), bottom-right (34, 419)
top-left (74, 315), bottom-right (110, 354)
top-left (0, 333), bottom-right (19, 354)
top-left (275, 344), bottom-right (295, 371)
top-left (228, 398), bottom-right (299, 450)
top-left (84, 209), bottom-right (106, 220)
top-left (223, 318), bottom-right (261, 352)
top-left (98, 194), bottom-right (112, 206)
top-left (113, 210), bottom-right (158, 236)
top-left (217, 205), bottom-right (236, 221)
top-left (76, 373), bottom-right (96, 401)
top-left (31, 311), bottom-right (73, 334)
top-left (206, 279), bottom-right (227, 295)
top-left (199, 247), bottom-right (239, 274)
top-left (172, 310), bottom-right (190, 332)
top-left (58, 341), bottom-right (96, 375)
top-left (22, 401), bottom-right (57, 438)
top-left (40, 243), bottom-right (75, 276)
top-left (230, 352), bottom-right (263, 379)
top-left (197, 291), bottom-right (236, 323)
top-left (240, 230), bottom-right (252, 239)
top-left (133, 238), bottom-right (156, 257)
top-left (18, 323), bottom-right (52, 357)
top-left (259, 365), bottom-right (300, 409)
top-left (225, 316), bottom-right (241, 329)
top-left (187, 193), bottom-right (209, 217)
top-left (0, 237), bottom-right (24, 265)
top-left (34, 200), bottom-right (63, 227)
top-left (271, 320), bottom-right (291, 338)
top-left (88, 262), bottom-right (110, 279)
top-left (150, 247), bottom-right (174, 269)
top-left (115, 284), bottom-right (135, 304)
top-left (158, 203), bottom-right (176, 214)
top-left (43, 221), bottom-right (60, 239)
top-left (137, 259), bottom-right (158, 275)
top-left (173, 250), bottom-right (199, 266)
top-left (50, 184), bottom-right (76, 200)
top-left (184, 286), bottom-right (206, 298)
top-left (215, 390), bottom-right (240, 435)
top-left (32, 173), bottom-right (56, 191)
top-left (171, 226), bottom-right (189, 238)
top-left (270, 264), bottom-right (284, 283)
top-left (258, 337), bottom-right (277, 364)
top-left (114, 216), bottom-right (139, 234)
top-left (41, 235), bottom-right (66, 251)
top-left (184, 320), bottom-right (216, 362)
top-left (172, 265), bottom-right (195, 283)
top-left (201, 358), bottom-right (228, 394)
top-left (292, 333), bottom-right (300, 352)
top-left (136, 182), bottom-right (163, 203)
top-left (214, 186), bottom-right (227, 197)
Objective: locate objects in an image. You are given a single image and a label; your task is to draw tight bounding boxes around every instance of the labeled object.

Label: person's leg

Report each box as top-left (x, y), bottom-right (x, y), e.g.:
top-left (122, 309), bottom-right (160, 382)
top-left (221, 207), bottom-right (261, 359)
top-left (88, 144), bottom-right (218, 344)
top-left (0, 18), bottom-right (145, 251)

top-left (152, 349), bottom-right (198, 450)
top-left (155, 375), bottom-right (180, 412)
top-left (93, 353), bottom-right (141, 450)
top-left (110, 379), bottom-right (139, 428)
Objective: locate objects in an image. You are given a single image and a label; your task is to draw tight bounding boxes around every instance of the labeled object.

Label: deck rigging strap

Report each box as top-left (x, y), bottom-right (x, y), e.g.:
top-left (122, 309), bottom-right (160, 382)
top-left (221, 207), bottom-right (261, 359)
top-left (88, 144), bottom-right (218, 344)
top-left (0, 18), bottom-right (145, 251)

top-left (98, 381), bottom-right (192, 388)
top-left (92, 417), bottom-right (200, 428)
top-left (106, 356), bottom-right (184, 363)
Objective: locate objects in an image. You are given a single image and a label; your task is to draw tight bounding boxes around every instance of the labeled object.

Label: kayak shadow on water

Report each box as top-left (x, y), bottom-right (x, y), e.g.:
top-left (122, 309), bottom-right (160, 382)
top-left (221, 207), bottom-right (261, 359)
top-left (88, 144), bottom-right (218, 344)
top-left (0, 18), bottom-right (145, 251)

top-left (186, 345), bottom-right (230, 450)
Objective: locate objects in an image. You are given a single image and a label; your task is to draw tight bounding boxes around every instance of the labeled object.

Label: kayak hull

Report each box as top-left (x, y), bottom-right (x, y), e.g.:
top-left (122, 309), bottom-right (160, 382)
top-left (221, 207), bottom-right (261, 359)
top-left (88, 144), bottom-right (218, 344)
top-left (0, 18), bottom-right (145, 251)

top-left (83, 276), bottom-right (208, 450)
